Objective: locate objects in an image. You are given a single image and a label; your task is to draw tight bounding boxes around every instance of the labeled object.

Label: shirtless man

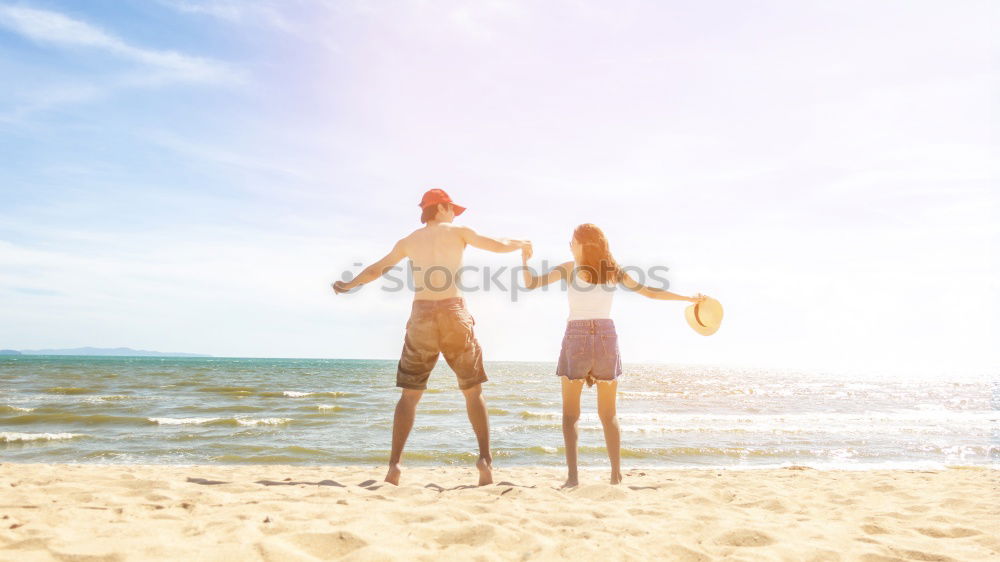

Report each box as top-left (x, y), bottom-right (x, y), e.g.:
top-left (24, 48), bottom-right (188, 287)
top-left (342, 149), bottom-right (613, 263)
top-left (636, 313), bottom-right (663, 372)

top-left (332, 189), bottom-right (530, 486)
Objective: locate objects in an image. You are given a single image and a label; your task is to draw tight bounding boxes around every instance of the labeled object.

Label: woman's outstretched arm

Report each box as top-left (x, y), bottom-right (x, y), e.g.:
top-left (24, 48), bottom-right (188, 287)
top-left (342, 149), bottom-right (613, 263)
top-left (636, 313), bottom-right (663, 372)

top-left (520, 247), bottom-right (573, 290)
top-left (621, 271), bottom-right (705, 302)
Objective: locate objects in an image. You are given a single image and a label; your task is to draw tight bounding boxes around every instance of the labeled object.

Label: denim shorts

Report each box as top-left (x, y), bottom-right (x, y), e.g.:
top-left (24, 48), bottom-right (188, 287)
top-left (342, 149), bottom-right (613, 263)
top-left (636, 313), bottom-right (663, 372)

top-left (396, 297), bottom-right (487, 391)
top-left (556, 319), bottom-right (622, 387)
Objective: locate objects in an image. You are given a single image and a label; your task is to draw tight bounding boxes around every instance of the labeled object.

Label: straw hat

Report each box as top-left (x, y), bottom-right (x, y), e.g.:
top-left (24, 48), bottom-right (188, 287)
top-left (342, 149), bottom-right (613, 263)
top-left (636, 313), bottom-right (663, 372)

top-left (685, 296), bottom-right (723, 336)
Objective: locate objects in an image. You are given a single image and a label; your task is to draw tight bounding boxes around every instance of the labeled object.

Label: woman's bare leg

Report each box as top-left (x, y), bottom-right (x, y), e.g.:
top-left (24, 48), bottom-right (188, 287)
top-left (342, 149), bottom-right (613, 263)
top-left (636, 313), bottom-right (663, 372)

top-left (561, 377), bottom-right (584, 488)
top-left (596, 380), bottom-right (622, 484)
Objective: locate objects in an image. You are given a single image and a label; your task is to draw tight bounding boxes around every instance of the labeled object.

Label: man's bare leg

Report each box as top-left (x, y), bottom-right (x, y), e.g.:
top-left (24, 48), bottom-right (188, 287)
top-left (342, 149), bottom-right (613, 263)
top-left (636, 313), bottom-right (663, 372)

top-left (461, 383), bottom-right (493, 485)
top-left (385, 388), bottom-right (423, 485)
top-left (560, 377), bottom-right (584, 488)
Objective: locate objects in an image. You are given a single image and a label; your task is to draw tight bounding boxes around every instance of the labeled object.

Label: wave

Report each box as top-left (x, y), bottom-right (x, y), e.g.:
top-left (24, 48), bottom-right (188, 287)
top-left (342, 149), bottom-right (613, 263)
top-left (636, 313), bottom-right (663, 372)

top-left (232, 417), bottom-right (293, 427)
top-left (82, 395), bottom-right (132, 403)
top-left (149, 416), bottom-right (294, 427)
top-left (564, 444), bottom-right (1000, 460)
top-left (174, 404), bottom-right (268, 414)
top-left (258, 390), bottom-right (360, 398)
top-left (1, 432), bottom-right (84, 443)
top-left (1, 413), bottom-right (151, 426)
top-left (516, 410), bottom-right (997, 426)
top-left (196, 386), bottom-right (256, 395)
top-left (149, 417), bottom-right (219, 425)
top-left (41, 387), bottom-right (94, 395)
top-left (210, 445), bottom-right (335, 463)
top-left (0, 405), bottom-right (35, 414)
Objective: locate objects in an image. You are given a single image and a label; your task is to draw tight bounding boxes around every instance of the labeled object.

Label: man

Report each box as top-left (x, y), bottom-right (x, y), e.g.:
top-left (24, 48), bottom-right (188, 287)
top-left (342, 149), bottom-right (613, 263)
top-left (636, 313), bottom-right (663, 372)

top-left (332, 189), bottom-right (530, 486)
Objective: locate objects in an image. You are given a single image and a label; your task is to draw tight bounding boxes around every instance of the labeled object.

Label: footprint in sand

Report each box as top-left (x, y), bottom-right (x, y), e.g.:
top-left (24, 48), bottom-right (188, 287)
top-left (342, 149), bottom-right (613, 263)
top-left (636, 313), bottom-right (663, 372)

top-left (569, 484), bottom-right (629, 501)
top-left (800, 549), bottom-right (842, 562)
top-left (539, 514), bottom-right (590, 527)
top-left (434, 523), bottom-right (498, 547)
top-left (279, 531), bottom-right (368, 560)
top-left (713, 529), bottom-right (776, 547)
top-left (657, 544), bottom-right (712, 562)
top-left (915, 526), bottom-right (981, 539)
top-left (858, 554), bottom-right (908, 562)
top-left (47, 544), bottom-right (123, 562)
top-left (737, 498), bottom-right (790, 513)
top-left (861, 523), bottom-right (891, 535)
top-left (627, 508), bottom-right (663, 517)
top-left (885, 547), bottom-right (956, 562)
top-left (391, 510), bottom-right (437, 524)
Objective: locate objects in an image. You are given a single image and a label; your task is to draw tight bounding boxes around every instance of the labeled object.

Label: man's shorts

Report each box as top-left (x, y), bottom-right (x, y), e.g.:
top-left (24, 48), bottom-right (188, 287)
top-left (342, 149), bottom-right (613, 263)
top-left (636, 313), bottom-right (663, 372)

top-left (396, 297), bottom-right (487, 391)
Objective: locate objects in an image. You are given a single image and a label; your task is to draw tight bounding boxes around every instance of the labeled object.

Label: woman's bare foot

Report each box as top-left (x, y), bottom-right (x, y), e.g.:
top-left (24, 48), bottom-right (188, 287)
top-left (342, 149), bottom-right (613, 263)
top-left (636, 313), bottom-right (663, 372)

top-left (384, 463), bottom-right (402, 486)
top-left (560, 476), bottom-right (579, 489)
top-left (610, 471), bottom-right (623, 485)
top-left (476, 456), bottom-right (493, 486)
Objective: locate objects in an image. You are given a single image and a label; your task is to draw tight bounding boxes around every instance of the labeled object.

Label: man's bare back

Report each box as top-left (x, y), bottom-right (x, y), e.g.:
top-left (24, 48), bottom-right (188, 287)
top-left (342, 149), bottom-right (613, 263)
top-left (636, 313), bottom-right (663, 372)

top-left (401, 223), bottom-right (470, 301)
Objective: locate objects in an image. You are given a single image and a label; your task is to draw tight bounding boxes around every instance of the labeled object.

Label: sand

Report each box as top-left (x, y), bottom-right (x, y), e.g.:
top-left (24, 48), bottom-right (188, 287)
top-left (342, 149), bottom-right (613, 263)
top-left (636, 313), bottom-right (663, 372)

top-left (0, 463), bottom-right (996, 561)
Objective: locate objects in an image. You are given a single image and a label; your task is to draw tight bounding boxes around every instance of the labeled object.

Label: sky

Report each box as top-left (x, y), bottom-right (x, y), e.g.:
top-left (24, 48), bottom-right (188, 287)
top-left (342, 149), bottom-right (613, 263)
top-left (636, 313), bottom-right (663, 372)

top-left (0, 0), bottom-right (997, 377)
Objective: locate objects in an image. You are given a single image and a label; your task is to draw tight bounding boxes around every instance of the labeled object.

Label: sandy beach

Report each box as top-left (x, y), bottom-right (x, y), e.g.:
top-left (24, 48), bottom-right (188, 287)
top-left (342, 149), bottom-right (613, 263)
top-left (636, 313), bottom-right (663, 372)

top-left (0, 464), bottom-right (995, 561)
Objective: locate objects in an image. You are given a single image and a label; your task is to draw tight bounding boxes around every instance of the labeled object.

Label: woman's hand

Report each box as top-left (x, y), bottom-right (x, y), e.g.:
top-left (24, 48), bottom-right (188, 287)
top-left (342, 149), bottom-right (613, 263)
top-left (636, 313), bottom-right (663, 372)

top-left (688, 293), bottom-right (707, 303)
top-left (521, 242), bottom-right (533, 261)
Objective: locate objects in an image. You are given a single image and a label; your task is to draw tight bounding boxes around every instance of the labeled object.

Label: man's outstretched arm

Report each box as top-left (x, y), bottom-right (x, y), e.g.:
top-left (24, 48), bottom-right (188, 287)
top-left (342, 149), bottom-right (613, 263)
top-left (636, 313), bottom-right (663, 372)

top-left (332, 240), bottom-right (406, 294)
top-left (459, 226), bottom-right (530, 254)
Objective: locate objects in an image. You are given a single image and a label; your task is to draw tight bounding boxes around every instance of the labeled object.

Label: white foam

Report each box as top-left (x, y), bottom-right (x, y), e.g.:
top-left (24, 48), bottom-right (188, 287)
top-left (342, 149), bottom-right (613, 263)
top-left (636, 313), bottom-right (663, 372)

top-left (0, 432), bottom-right (81, 443)
top-left (235, 417), bottom-right (292, 426)
top-left (84, 395), bottom-right (131, 403)
top-left (283, 391), bottom-right (312, 397)
top-left (3, 405), bottom-right (34, 412)
top-left (148, 417), bottom-right (219, 425)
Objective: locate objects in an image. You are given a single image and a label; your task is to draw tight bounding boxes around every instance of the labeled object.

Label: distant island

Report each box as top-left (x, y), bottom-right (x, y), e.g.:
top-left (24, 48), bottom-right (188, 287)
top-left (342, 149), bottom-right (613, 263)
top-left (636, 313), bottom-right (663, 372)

top-left (9, 347), bottom-right (210, 357)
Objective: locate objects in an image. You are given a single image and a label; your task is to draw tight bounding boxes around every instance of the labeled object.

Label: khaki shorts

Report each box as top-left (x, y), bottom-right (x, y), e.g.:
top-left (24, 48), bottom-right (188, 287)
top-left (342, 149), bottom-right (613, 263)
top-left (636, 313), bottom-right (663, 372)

top-left (396, 297), bottom-right (487, 391)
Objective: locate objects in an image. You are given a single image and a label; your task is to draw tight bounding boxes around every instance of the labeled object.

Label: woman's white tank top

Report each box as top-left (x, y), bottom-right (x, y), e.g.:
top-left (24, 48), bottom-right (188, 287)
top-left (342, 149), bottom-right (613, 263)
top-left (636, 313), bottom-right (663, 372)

top-left (567, 274), bottom-right (616, 321)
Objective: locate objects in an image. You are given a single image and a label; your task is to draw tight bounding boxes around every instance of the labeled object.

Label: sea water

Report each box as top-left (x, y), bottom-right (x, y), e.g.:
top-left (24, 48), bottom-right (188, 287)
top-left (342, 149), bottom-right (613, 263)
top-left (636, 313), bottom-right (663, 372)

top-left (1, 356), bottom-right (996, 469)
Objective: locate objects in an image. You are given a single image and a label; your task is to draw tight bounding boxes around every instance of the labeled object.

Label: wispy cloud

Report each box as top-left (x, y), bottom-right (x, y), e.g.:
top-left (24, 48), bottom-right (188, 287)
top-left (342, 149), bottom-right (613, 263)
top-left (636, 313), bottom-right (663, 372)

top-left (0, 4), bottom-right (240, 121)
top-left (0, 4), bottom-right (237, 83)
top-left (156, 0), bottom-right (294, 32)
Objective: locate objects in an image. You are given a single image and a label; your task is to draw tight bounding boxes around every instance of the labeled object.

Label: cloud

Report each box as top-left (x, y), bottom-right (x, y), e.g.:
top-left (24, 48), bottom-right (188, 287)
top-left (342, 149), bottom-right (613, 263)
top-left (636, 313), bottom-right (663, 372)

top-left (0, 4), bottom-right (241, 122)
top-left (0, 5), bottom-right (237, 83)
top-left (156, 0), bottom-right (294, 32)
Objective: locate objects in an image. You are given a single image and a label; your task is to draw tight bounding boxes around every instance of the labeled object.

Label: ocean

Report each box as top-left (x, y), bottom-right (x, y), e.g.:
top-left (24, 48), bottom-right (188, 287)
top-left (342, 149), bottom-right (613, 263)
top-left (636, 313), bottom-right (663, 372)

top-left (1, 356), bottom-right (996, 469)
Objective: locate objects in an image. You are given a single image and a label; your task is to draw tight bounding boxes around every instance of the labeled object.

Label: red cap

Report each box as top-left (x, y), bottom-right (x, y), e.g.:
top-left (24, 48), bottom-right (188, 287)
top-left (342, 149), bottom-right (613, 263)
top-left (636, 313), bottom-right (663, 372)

top-left (418, 188), bottom-right (466, 216)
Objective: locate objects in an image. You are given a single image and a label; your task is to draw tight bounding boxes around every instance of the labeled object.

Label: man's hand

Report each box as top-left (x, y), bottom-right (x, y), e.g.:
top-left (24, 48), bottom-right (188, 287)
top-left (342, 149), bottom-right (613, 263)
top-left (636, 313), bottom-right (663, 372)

top-left (520, 241), bottom-right (533, 261)
top-left (688, 293), bottom-right (707, 303)
top-left (332, 280), bottom-right (352, 294)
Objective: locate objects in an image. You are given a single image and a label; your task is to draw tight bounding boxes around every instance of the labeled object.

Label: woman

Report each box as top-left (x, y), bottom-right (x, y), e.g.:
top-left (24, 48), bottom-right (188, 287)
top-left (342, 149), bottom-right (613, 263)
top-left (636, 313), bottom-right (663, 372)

top-left (521, 223), bottom-right (705, 487)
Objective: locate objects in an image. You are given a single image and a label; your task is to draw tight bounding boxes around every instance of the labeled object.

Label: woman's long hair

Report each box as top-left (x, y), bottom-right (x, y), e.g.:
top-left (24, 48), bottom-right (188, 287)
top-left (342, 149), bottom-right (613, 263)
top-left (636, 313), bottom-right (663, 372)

top-left (573, 223), bottom-right (622, 284)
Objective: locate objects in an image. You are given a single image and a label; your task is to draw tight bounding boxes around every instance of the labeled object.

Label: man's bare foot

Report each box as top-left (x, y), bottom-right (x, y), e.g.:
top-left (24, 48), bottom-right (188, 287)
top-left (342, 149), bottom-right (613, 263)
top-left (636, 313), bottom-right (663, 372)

top-left (610, 471), bottom-right (623, 485)
top-left (476, 456), bottom-right (493, 486)
top-left (384, 463), bottom-right (402, 486)
top-left (560, 476), bottom-right (579, 489)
